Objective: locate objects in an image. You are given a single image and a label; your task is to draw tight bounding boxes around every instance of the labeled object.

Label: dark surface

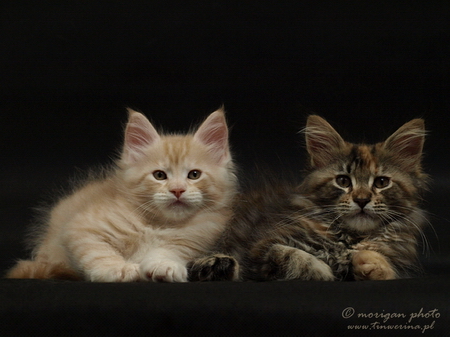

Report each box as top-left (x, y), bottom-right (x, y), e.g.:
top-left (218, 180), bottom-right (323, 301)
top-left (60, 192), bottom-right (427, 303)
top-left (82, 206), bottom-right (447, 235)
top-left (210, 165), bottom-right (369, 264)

top-left (1, 276), bottom-right (450, 336)
top-left (1, 1), bottom-right (449, 336)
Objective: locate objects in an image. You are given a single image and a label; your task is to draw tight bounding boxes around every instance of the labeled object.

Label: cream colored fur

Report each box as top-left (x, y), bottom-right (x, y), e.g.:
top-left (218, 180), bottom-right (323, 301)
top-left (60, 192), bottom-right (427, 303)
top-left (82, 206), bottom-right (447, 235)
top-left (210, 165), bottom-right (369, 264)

top-left (7, 108), bottom-right (237, 282)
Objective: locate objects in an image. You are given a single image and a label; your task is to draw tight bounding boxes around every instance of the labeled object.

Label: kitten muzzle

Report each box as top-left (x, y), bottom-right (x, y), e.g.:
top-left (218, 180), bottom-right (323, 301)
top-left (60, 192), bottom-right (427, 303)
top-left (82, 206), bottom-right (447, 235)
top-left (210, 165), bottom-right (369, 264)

top-left (171, 189), bottom-right (186, 199)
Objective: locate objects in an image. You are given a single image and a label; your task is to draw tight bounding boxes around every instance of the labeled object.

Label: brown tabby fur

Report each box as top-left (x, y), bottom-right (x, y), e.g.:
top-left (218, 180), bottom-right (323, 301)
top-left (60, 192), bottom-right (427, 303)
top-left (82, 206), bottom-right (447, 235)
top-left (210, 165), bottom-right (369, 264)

top-left (189, 115), bottom-right (429, 281)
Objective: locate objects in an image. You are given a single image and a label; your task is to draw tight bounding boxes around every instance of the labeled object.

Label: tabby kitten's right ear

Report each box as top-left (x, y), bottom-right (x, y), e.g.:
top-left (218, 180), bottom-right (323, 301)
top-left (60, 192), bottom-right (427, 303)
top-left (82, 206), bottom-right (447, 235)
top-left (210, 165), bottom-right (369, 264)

top-left (122, 108), bottom-right (161, 164)
top-left (305, 115), bottom-right (347, 168)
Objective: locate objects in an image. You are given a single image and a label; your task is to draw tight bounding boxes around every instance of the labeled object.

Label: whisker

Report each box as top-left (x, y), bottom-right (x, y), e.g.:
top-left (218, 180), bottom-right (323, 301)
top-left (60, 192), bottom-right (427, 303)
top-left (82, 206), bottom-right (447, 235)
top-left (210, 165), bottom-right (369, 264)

top-left (381, 209), bottom-right (431, 257)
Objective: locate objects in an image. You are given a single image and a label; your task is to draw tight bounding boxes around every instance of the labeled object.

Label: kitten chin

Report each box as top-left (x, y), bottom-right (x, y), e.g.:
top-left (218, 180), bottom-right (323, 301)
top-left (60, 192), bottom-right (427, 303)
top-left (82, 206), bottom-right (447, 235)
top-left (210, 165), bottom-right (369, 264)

top-left (340, 203), bottom-right (384, 233)
top-left (152, 191), bottom-right (203, 221)
top-left (342, 214), bottom-right (382, 233)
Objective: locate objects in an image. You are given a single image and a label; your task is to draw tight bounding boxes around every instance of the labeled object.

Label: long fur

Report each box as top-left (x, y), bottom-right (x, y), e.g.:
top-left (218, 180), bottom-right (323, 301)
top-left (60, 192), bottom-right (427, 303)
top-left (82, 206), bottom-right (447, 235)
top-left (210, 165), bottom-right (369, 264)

top-left (189, 116), bottom-right (429, 282)
top-left (6, 107), bottom-right (238, 282)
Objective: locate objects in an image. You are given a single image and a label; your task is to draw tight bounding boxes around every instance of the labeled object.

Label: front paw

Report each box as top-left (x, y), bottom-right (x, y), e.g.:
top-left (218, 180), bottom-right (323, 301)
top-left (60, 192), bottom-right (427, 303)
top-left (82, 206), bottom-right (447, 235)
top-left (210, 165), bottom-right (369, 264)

top-left (260, 244), bottom-right (335, 281)
top-left (352, 250), bottom-right (396, 280)
top-left (87, 263), bottom-right (141, 282)
top-left (140, 259), bottom-right (187, 282)
top-left (187, 254), bottom-right (240, 281)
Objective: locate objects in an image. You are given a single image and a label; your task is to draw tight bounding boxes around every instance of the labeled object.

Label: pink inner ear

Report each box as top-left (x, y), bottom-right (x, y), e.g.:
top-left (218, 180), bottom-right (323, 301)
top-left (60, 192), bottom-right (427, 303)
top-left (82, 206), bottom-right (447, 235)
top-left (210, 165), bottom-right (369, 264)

top-left (123, 113), bottom-right (160, 163)
top-left (195, 111), bottom-right (229, 162)
top-left (199, 123), bottom-right (227, 147)
top-left (126, 123), bottom-right (152, 148)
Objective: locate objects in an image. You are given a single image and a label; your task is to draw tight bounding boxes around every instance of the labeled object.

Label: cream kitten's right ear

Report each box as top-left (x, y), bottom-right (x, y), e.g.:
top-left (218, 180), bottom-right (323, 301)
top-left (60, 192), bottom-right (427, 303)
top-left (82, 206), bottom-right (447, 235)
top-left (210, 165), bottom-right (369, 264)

top-left (122, 108), bottom-right (161, 163)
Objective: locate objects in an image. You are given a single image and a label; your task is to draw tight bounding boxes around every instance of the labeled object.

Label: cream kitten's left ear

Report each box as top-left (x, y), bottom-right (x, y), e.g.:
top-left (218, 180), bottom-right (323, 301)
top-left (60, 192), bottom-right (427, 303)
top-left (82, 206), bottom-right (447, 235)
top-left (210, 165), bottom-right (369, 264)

top-left (194, 108), bottom-right (230, 164)
top-left (122, 108), bottom-right (161, 163)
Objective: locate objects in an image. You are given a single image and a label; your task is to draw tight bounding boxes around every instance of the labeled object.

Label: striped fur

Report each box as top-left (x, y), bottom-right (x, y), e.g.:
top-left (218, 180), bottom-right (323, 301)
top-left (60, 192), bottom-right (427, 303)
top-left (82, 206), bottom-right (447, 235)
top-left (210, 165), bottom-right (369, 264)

top-left (189, 115), bottom-right (428, 282)
top-left (6, 108), bottom-right (238, 282)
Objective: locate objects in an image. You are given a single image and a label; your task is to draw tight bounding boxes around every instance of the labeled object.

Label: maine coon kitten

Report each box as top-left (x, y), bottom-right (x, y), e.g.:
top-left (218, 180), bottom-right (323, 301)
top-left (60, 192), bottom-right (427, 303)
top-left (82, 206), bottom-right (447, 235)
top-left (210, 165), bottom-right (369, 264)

top-left (7, 108), bottom-right (237, 282)
top-left (189, 115), bottom-right (428, 282)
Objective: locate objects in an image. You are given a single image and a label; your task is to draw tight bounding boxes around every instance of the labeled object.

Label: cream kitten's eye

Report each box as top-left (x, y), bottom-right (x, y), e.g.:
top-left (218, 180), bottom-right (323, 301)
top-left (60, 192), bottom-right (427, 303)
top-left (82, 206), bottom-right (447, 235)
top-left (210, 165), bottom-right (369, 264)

top-left (187, 170), bottom-right (202, 180)
top-left (374, 176), bottom-right (390, 189)
top-left (153, 170), bottom-right (167, 180)
top-left (336, 175), bottom-right (351, 188)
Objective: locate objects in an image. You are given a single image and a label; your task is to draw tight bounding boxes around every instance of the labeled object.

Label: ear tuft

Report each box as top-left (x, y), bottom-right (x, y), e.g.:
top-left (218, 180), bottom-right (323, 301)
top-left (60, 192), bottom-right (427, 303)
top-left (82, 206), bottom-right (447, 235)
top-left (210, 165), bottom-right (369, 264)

top-left (305, 115), bottom-right (346, 168)
top-left (122, 109), bottom-right (160, 164)
top-left (194, 107), bottom-right (230, 164)
top-left (383, 118), bottom-right (425, 171)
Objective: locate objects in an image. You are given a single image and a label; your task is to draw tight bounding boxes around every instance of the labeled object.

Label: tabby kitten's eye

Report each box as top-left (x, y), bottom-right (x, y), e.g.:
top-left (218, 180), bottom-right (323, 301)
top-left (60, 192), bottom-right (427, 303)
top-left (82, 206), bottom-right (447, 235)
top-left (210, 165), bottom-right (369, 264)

top-left (153, 170), bottom-right (167, 180)
top-left (187, 170), bottom-right (202, 180)
top-left (336, 175), bottom-right (352, 188)
top-left (374, 176), bottom-right (390, 189)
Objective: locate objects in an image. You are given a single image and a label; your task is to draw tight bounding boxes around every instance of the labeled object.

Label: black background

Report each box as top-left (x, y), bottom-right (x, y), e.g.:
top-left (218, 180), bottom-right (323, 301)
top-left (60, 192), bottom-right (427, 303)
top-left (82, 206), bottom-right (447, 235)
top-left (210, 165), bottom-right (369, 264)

top-left (1, 2), bottom-right (450, 335)
top-left (2, 1), bottom-right (449, 273)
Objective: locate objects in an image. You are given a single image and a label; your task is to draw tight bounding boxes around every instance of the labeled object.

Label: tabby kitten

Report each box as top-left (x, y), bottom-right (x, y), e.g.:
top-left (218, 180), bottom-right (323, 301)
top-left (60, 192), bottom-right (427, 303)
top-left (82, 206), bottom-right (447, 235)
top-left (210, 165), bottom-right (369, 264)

top-left (189, 115), bottom-right (428, 282)
top-left (7, 108), bottom-right (237, 282)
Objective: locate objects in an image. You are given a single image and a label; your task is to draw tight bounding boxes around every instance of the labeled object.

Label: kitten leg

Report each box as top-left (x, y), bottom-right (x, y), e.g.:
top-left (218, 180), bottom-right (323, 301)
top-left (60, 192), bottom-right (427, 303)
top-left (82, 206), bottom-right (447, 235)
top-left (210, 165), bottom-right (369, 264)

top-left (83, 257), bottom-right (141, 282)
top-left (187, 254), bottom-right (240, 282)
top-left (352, 250), bottom-right (397, 280)
top-left (6, 259), bottom-right (81, 280)
top-left (140, 249), bottom-right (188, 282)
top-left (67, 240), bottom-right (141, 282)
top-left (6, 233), bottom-right (135, 282)
top-left (260, 244), bottom-right (335, 281)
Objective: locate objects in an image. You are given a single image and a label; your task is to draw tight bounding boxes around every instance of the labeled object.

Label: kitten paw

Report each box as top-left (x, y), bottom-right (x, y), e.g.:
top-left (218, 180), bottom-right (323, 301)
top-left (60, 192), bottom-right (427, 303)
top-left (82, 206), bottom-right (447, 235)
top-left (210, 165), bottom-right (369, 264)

top-left (119, 263), bottom-right (142, 282)
top-left (187, 254), bottom-right (240, 281)
top-left (88, 263), bottom-right (141, 282)
top-left (140, 259), bottom-right (187, 283)
top-left (352, 250), bottom-right (397, 280)
top-left (261, 244), bottom-right (335, 281)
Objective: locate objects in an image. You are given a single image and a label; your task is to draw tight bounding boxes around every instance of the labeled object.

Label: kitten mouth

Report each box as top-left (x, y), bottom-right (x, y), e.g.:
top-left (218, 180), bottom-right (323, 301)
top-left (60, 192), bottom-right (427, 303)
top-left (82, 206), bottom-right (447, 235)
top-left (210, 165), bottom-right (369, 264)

top-left (352, 209), bottom-right (375, 218)
top-left (358, 210), bottom-right (371, 216)
top-left (349, 210), bottom-right (375, 219)
top-left (344, 211), bottom-right (381, 232)
top-left (169, 200), bottom-right (190, 208)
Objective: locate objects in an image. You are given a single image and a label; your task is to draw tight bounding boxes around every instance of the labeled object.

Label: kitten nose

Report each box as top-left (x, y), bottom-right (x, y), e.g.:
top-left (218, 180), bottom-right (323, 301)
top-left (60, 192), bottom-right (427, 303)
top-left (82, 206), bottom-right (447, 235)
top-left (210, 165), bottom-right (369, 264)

top-left (171, 189), bottom-right (185, 199)
top-left (354, 198), bottom-right (370, 209)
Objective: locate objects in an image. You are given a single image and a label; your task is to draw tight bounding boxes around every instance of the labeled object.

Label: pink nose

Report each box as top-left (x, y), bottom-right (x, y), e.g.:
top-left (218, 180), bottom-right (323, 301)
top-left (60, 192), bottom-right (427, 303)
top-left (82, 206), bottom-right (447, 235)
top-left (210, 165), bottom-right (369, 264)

top-left (171, 189), bottom-right (185, 199)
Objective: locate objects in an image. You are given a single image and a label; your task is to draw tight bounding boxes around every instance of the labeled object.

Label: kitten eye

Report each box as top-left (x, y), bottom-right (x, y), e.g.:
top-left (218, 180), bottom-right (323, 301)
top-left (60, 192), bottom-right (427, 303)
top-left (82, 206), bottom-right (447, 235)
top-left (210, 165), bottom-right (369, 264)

top-left (374, 176), bottom-right (390, 189)
top-left (336, 175), bottom-right (352, 188)
top-left (153, 170), bottom-right (167, 180)
top-left (187, 170), bottom-right (202, 180)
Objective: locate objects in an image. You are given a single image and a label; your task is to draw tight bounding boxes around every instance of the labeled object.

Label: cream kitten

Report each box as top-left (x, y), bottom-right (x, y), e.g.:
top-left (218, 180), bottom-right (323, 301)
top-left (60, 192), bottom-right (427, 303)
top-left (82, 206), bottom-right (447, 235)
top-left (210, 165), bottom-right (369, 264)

top-left (7, 107), bottom-right (237, 282)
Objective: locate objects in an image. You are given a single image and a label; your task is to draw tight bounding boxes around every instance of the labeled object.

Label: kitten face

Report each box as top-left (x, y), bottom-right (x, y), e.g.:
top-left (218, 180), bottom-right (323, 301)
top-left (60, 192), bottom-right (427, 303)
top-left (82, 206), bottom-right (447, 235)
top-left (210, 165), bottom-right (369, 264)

top-left (119, 108), bottom-right (236, 222)
top-left (326, 146), bottom-right (416, 232)
top-left (303, 116), bottom-right (426, 233)
top-left (126, 136), bottom-right (233, 221)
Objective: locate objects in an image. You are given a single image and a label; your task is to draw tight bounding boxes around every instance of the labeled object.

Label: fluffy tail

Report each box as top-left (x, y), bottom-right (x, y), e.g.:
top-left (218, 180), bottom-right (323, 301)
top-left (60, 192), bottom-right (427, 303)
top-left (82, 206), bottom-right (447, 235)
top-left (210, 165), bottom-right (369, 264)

top-left (5, 260), bottom-right (81, 281)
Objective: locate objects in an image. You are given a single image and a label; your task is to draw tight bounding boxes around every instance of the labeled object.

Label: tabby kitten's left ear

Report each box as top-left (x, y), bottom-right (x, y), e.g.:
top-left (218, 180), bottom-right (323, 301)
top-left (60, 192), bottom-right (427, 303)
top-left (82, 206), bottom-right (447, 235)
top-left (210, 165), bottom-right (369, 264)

top-left (382, 118), bottom-right (425, 172)
top-left (305, 115), bottom-right (347, 168)
top-left (122, 108), bottom-right (161, 164)
top-left (194, 107), bottom-right (230, 164)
